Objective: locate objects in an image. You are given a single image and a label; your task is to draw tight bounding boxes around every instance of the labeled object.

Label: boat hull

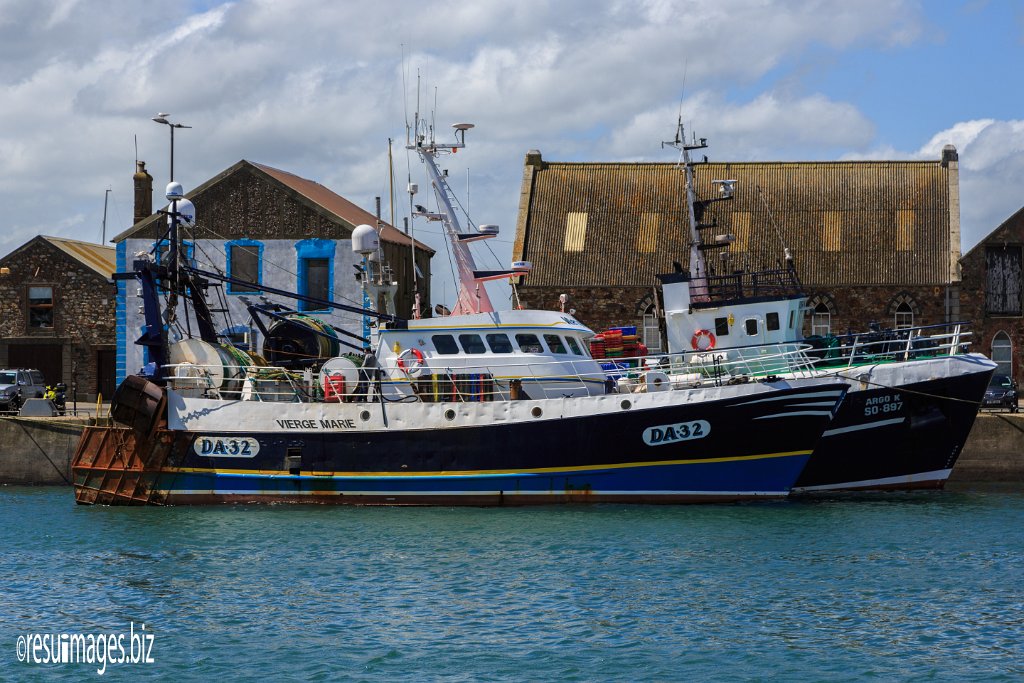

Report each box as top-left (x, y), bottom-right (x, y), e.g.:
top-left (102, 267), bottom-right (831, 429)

top-left (73, 380), bottom-right (847, 505)
top-left (793, 355), bottom-right (994, 492)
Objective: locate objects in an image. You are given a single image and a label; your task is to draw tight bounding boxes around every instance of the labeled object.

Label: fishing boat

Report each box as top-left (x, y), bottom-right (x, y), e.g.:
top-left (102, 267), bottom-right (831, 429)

top-left (71, 115), bottom-right (849, 506)
top-left (653, 121), bottom-right (996, 492)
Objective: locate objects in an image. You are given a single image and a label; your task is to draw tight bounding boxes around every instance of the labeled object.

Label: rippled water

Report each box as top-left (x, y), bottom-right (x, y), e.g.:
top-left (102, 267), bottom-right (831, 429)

top-left (2, 486), bottom-right (1023, 680)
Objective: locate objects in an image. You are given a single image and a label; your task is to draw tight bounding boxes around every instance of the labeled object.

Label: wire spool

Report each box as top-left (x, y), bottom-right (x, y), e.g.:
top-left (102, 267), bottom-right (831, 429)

top-left (262, 315), bottom-right (341, 367)
top-left (319, 357), bottom-right (360, 402)
top-left (168, 339), bottom-right (259, 397)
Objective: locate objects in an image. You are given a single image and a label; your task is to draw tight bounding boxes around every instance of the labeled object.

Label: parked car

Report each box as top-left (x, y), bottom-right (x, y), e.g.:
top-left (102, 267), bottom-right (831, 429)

top-left (982, 373), bottom-right (1018, 413)
top-left (0, 369), bottom-right (47, 412)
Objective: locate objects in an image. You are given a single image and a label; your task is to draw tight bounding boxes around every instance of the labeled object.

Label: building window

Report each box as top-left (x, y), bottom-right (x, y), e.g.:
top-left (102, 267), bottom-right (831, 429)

top-left (888, 292), bottom-right (919, 330)
top-left (226, 239), bottom-right (263, 294)
top-left (894, 302), bottom-right (914, 330)
top-left (28, 286), bottom-right (54, 328)
top-left (295, 239), bottom-right (335, 312)
top-left (811, 305), bottom-right (830, 336)
top-left (992, 331), bottom-right (1012, 378)
top-left (806, 294), bottom-right (837, 337)
top-left (986, 246), bottom-right (1023, 316)
top-left (641, 312), bottom-right (661, 352)
top-left (153, 239), bottom-right (195, 266)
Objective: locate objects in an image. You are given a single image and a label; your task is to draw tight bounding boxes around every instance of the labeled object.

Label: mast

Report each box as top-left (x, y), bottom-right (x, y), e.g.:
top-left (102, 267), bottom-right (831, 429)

top-left (662, 119), bottom-right (736, 303)
top-left (408, 117), bottom-right (492, 315)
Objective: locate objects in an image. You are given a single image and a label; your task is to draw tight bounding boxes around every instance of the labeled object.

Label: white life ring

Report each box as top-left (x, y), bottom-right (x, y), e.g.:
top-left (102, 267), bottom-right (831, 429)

top-left (691, 329), bottom-right (716, 351)
top-left (396, 347), bottom-right (426, 377)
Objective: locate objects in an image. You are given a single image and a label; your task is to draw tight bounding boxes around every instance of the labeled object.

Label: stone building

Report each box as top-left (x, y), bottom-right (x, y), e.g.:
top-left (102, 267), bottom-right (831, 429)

top-left (512, 147), bottom-right (961, 350)
top-left (114, 160), bottom-right (434, 383)
top-left (0, 236), bottom-right (116, 399)
top-left (960, 205), bottom-right (1024, 380)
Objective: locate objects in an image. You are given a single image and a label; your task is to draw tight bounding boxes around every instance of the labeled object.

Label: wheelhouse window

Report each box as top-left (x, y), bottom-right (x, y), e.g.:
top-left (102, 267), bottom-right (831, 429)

top-left (714, 317), bottom-right (729, 337)
top-left (486, 333), bottom-right (513, 353)
top-left (744, 318), bottom-right (758, 336)
top-left (543, 334), bottom-right (567, 354)
top-left (227, 240), bottom-right (263, 294)
top-left (766, 312), bottom-right (780, 331)
top-left (459, 334), bottom-right (486, 354)
top-left (28, 286), bottom-right (54, 328)
top-left (432, 335), bottom-right (459, 355)
top-left (565, 336), bottom-right (583, 355)
top-left (516, 333), bottom-right (543, 353)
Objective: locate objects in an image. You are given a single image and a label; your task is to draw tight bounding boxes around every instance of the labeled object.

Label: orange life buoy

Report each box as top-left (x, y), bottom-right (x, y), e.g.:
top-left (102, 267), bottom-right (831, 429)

top-left (396, 347), bottom-right (426, 376)
top-left (691, 329), bottom-right (716, 351)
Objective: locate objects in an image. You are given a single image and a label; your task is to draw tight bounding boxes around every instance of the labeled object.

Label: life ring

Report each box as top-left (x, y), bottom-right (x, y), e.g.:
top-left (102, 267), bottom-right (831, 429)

top-left (691, 329), bottom-right (716, 351)
top-left (396, 347), bottom-right (426, 377)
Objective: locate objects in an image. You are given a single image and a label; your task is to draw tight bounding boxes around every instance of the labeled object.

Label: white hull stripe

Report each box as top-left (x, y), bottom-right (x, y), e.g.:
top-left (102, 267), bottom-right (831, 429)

top-left (793, 468), bottom-right (952, 492)
top-left (822, 416), bottom-right (905, 437)
top-left (753, 410), bottom-right (837, 420)
top-left (734, 390), bottom-right (846, 406)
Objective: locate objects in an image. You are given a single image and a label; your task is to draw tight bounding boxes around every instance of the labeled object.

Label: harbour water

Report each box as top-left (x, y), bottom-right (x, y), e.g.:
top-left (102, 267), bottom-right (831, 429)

top-left (2, 486), bottom-right (1022, 680)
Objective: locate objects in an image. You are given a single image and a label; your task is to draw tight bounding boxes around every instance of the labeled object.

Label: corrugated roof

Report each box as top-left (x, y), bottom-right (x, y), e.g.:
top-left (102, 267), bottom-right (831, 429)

top-left (44, 236), bottom-right (115, 278)
top-left (515, 158), bottom-right (952, 287)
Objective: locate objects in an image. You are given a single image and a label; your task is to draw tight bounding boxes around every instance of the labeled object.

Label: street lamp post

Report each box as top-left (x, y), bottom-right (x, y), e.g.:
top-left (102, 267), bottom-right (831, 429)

top-left (151, 113), bottom-right (191, 181)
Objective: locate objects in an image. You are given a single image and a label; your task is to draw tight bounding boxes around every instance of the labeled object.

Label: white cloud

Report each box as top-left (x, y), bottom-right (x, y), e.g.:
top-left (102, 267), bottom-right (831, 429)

top-left (2, 0), bottom-right (1010, 306)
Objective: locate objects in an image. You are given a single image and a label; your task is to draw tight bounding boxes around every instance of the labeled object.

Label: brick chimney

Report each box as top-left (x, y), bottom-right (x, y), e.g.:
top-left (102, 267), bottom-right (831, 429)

top-left (133, 160), bottom-right (153, 225)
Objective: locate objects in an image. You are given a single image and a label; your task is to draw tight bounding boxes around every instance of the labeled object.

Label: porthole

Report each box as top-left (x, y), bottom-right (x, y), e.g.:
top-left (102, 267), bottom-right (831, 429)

top-left (444, 409), bottom-right (456, 421)
top-left (531, 406), bottom-right (543, 418)
top-left (621, 400), bottom-right (632, 410)
top-left (359, 410), bottom-right (371, 422)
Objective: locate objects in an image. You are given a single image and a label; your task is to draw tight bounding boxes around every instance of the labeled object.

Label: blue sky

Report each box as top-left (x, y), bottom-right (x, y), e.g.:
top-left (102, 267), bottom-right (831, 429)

top-left (0, 0), bottom-right (1021, 311)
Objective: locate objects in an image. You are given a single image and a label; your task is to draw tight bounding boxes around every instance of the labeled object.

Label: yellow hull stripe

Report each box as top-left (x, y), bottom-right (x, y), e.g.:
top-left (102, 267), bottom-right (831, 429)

top-left (165, 449), bottom-right (811, 478)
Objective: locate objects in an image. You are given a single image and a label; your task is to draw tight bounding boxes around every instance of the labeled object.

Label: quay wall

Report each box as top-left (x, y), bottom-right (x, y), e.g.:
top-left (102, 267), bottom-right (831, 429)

top-left (0, 417), bottom-right (90, 485)
top-left (0, 413), bottom-right (1022, 486)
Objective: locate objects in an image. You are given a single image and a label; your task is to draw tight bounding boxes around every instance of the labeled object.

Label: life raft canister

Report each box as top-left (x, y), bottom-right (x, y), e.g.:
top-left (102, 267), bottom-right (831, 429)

top-left (691, 329), bottom-right (716, 351)
top-left (396, 347), bottom-right (426, 376)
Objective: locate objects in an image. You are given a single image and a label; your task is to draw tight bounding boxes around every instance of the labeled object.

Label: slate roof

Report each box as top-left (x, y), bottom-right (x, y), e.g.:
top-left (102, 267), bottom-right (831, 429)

top-left (513, 155), bottom-right (955, 288)
top-left (113, 160), bottom-right (433, 253)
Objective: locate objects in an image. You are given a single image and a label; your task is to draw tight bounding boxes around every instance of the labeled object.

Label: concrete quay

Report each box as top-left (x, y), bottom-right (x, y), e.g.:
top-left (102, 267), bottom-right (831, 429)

top-left (0, 412), bottom-right (1022, 487)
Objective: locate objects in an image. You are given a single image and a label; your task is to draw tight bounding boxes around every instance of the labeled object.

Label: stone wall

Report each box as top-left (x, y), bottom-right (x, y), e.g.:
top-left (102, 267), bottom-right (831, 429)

top-left (0, 239), bottom-right (116, 398)
top-left (519, 282), bottom-right (951, 340)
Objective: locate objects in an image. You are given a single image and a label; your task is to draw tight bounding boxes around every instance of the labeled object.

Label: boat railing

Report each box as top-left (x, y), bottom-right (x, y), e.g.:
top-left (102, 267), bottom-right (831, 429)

top-left (701, 267), bottom-right (804, 302)
top-left (803, 321), bottom-right (972, 370)
top-left (162, 340), bottom-right (823, 404)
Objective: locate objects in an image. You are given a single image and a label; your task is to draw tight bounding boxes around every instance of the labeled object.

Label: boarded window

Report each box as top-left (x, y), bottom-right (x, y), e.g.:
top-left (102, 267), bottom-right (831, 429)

top-left (636, 213), bottom-right (659, 253)
top-left (986, 246), bottom-right (1023, 316)
top-left (229, 245), bottom-right (260, 292)
top-left (821, 211), bottom-right (842, 252)
top-left (564, 212), bottom-right (588, 252)
top-left (303, 258), bottom-right (330, 302)
top-left (896, 210), bottom-right (914, 251)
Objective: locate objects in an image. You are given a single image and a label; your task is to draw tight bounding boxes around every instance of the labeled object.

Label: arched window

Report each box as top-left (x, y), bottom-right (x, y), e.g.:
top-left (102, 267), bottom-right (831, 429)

top-left (992, 331), bottom-right (1013, 379)
top-left (805, 294), bottom-right (836, 337)
top-left (888, 292), bottom-right (919, 330)
top-left (635, 293), bottom-right (662, 352)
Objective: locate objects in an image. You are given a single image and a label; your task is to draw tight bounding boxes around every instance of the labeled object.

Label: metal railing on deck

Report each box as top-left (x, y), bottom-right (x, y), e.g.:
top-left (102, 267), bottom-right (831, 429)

top-left (157, 322), bottom-right (975, 404)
